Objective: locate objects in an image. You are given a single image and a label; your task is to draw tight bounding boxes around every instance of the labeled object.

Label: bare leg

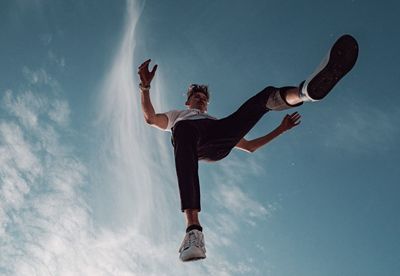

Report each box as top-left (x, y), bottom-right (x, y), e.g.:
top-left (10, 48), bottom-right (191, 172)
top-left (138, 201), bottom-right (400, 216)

top-left (283, 87), bottom-right (303, 106)
top-left (184, 209), bottom-right (200, 227)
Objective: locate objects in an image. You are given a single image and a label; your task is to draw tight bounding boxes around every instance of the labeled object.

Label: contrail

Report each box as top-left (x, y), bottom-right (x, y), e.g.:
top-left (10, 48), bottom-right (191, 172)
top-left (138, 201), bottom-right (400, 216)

top-left (1, 1), bottom-right (263, 274)
top-left (95, 0), bottom-right (178, 241)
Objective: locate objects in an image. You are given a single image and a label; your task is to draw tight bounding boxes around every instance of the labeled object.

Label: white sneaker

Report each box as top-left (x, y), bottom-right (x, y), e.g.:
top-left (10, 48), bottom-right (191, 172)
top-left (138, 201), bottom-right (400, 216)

top-left (178, 229), bottom-right (206, 262)
top-left (300, 34), bottom-right (358, 102)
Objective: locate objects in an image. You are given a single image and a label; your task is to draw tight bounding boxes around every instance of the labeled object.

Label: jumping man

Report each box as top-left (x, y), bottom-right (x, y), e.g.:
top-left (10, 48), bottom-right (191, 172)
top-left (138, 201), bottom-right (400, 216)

top-left (137, 34), bottom-right (358, 262)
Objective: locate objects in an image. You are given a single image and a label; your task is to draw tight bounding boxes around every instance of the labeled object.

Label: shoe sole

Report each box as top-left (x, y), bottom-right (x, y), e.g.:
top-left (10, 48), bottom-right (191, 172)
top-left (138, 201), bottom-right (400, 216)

top-left (179, 249), bottom-right (206, 262)
top-left (182, 256), bottom-right (206, 262)
top-left (307, 34), bottom-right (359, 100)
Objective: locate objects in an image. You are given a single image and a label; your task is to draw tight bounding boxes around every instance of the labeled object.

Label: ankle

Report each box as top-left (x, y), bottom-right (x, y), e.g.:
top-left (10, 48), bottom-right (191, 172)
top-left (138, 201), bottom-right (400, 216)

top-left (186, 224), bottom-right (203, 233)
top-left (280, 86), bottom-right (304, 106)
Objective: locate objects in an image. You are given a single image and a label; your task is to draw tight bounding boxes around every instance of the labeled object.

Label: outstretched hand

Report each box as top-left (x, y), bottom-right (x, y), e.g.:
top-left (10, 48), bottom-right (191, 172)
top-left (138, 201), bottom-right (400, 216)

top-left (137, 59), bottom-right (158, 87)
top-left (279, 112), bottom-right (301, 132)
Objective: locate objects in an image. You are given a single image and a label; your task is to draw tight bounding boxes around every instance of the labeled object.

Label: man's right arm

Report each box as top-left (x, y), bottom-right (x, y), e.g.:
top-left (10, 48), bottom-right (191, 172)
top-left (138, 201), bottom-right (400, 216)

top-left (137, 59), bottom-right (168, 130)
top-left (140, 89), bottom-right (168, 130)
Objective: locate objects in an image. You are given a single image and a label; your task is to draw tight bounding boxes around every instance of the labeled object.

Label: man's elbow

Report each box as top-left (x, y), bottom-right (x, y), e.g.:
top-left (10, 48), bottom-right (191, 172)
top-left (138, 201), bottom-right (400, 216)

top-left (236, 140), bottom-right (256, 153)
top-left (246, 146), bottom-right (256, 153)
top-left (144, 116), bottom-right (154, 125)
top-left (244, 141), bottom-right (256, 153)
top-left (236, 145), bottom-right (255, 153)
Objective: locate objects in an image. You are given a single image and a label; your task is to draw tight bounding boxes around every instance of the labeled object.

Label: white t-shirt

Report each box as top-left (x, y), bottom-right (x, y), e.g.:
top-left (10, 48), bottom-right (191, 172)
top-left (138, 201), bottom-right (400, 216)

top-left (164, 109), bottom-right (217, 132)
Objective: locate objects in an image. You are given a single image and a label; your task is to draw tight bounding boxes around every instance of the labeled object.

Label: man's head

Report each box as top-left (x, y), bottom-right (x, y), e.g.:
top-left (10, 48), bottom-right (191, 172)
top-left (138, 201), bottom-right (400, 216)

top-left (185, 84), bottom-right (210, 112)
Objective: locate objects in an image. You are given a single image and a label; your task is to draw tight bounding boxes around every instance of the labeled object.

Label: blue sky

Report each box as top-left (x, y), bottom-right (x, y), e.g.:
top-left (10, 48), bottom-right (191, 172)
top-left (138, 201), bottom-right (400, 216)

top-left (1, 0), bottom-right (399, 275)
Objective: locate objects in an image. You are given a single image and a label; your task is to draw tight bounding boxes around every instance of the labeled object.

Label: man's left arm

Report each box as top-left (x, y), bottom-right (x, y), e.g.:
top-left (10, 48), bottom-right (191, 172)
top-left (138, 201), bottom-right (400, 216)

top-left (235, 112), bottom-right (301, 153)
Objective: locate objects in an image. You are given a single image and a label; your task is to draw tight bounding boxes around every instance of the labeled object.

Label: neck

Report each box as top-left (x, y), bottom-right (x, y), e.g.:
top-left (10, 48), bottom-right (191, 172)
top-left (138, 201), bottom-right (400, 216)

top-left (188, 107), bottom-right (206, 113)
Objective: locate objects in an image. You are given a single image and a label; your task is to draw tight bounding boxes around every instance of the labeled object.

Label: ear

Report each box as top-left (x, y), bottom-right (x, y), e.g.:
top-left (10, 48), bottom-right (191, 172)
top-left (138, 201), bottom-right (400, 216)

top-left (185, 95), bottom-right (191, 106)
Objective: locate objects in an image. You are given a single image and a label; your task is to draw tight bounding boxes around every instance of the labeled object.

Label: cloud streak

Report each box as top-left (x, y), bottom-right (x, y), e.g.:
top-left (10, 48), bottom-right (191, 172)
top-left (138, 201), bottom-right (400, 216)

top-left (1, 1), bottom-right (269, 275)
top-left (321, 99), bottom-right (400, 154)
top-left (92, 0), bottom-right (267, 274)
top-left (0, 76), bottom-right (90, 275)
top-left (211, 154), bottom-right (273, 222)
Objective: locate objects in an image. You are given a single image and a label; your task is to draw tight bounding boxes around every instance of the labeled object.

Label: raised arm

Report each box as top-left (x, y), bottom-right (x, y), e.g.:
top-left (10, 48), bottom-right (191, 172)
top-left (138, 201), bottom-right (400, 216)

top-left (138, 59), bottom-right (168, 130)
top-left (235, 112), bottom-right (301, 153)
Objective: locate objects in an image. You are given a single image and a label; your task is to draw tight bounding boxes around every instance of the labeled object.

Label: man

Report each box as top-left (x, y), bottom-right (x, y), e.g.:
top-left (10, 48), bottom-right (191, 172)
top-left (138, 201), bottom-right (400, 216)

top-left (137, 34), bottom-right (358, 262)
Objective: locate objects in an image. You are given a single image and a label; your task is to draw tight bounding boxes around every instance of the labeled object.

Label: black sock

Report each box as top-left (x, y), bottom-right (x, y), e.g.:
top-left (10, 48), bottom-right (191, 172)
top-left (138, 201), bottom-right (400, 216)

top-left (186, 224), bottom-right (203, 233)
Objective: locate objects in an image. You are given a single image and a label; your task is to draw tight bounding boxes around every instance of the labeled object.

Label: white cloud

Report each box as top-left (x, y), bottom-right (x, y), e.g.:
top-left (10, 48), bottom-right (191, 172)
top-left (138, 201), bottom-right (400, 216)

top-left (0, 121), bottom-right (41, 176)
top-left (48, 99), bottom-right (70, 126)
top-left (22, 66), bottom-right (61, 91)
top-left (216, 154), bottom-right (265, 183)
top-left (1, 1), bottom-right (266, 275)
top-left (210, 155), bottom-right (273, 225)
top-left (92, 0), bottom-right (264, 273)
top-left (3, 90), bottom-right (46, 129)
top-left (216, 183), bottom-right (269, 219)
top-left (0, 88), bottom-right (86, 273)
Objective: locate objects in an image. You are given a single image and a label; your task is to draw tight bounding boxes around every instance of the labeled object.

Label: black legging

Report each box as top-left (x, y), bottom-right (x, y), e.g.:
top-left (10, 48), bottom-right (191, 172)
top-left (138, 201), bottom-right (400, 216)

top-left (171, 86), bottom-right (299, 211)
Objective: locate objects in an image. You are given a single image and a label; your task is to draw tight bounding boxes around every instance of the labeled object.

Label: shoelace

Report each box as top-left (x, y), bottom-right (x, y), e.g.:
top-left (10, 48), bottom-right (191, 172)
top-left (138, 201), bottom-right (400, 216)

top-left (180, 231), bottom-right (203, 252)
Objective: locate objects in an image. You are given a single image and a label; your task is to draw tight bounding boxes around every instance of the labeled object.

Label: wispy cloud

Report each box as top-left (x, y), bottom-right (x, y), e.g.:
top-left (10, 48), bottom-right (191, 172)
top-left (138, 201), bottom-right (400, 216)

top-left (215, 183), bottom-right (269, 221)
top-left (2, 72), bottom-right (262, 274)
top-left (197, 154), bottom-right (276, 274)
top-left (0, 74), bottom-right (90, 274)
top-left (22, 66), bottom-right (61, 92)
top-left (1, 1), bottom-right (268, 275)
top-left (93, 0), bottom-right (264, 274)
top-left (3, 90), bottom-right (46, 129)
top-left (48, 99), bottom-right (70, 126)
top-left (321, 99), bottom-right (400, 153)
top-left (211, 155), bottom-right (273, 223)
top-left (47, 50), bottom-right (66, 68)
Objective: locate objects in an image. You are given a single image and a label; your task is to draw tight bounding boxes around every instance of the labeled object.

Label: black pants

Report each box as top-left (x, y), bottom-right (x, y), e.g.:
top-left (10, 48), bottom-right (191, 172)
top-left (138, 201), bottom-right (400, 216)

top-left (171, 86), bottom-right (300, 211)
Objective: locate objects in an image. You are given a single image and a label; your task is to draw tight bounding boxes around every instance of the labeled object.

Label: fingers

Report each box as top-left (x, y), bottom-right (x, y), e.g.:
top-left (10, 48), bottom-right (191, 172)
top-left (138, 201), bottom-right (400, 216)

top-left (289, 111), bottom-right (300, 118)
top-left (289, 112), bottom-right (301, 121)
top-left (293, 120), bottom-right (301, 126)
top-left (138, 59), bottom-right (151, 69)
top-left (137, 59), bottom-right (151, 76)
top-left (137, 59), bottom-right (158, 86)
top-left (138, 59), bottom-right (158, 76)
top-left (150, 64), bottom-right (158, 76)
top-left (285, 112), bottom-right (301, 127)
